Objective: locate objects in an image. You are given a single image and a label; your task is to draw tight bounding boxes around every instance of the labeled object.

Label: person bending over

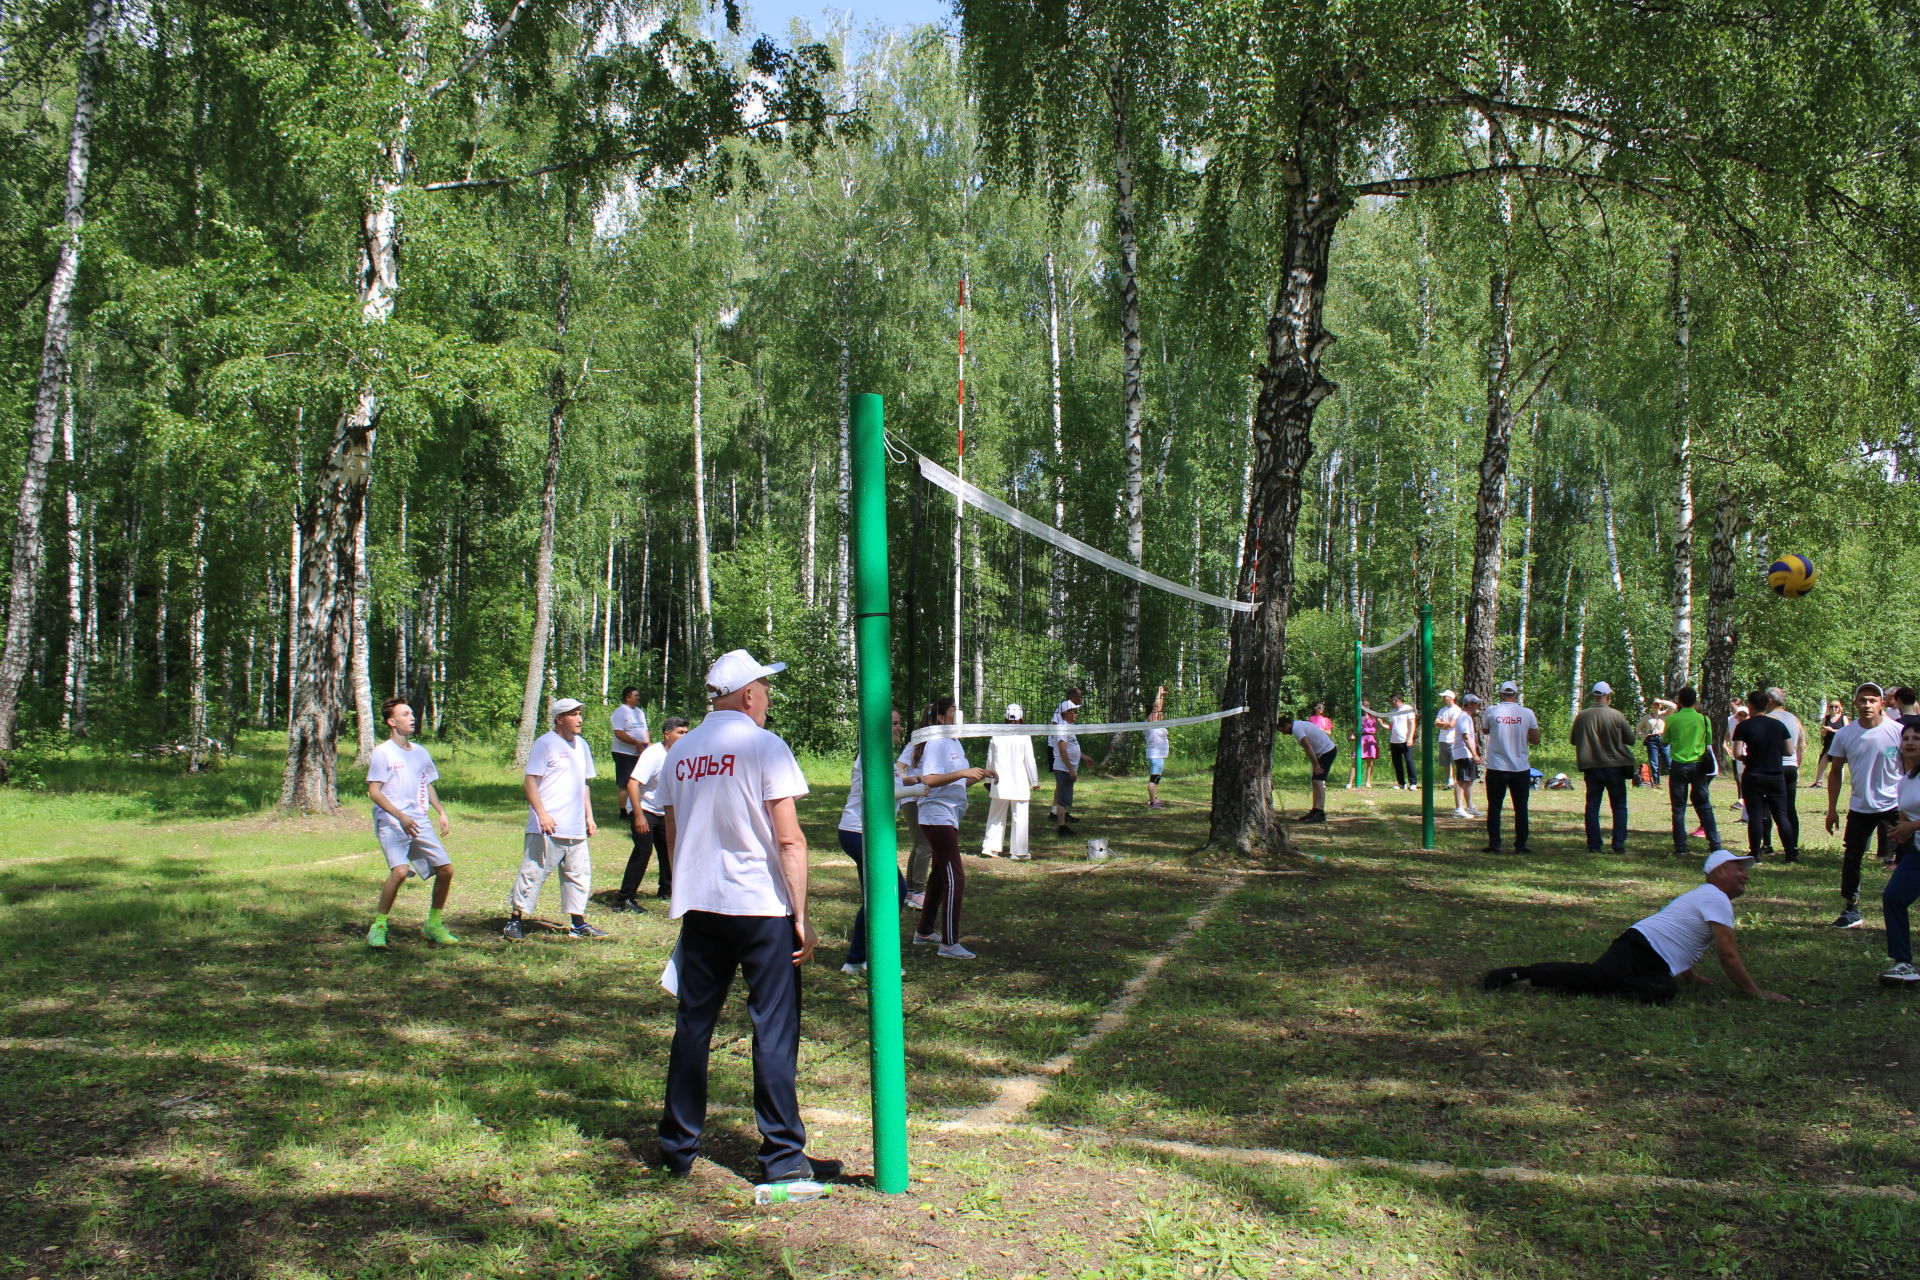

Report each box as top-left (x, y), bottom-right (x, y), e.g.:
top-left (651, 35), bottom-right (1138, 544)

top-left (1483, 851), bottom-right (1786, 1004)
top-left (1276, 711), bottom-right (1337, 823)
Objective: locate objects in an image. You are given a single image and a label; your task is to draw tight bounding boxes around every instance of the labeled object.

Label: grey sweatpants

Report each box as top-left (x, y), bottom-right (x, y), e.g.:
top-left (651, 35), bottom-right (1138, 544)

top-left (510, 832), bottom-right (592, 916)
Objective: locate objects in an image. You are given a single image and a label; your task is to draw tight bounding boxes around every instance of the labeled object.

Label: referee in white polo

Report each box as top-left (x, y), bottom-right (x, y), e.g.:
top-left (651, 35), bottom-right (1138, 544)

top-left (656, 649), bottom-right (838, 1199)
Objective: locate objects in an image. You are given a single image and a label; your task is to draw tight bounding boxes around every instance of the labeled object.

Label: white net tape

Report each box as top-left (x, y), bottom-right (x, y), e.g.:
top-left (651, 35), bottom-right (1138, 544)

top-left (1359, 623), bottom-right (1418, 656)
top-left (908, 707), bottom-right (1247, 745)
top-left (913, 452), bottom-right (1258, 614)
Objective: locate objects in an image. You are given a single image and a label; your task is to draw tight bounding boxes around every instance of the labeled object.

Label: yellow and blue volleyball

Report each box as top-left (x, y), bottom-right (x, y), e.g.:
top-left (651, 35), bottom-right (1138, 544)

top-left (1767, 554), bottom-right (1817, 598)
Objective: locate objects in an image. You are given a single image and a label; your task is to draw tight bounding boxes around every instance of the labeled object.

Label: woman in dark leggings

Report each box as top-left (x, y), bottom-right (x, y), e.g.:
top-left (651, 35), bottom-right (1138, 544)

top-left (900, 697), bottom-right (993, 960)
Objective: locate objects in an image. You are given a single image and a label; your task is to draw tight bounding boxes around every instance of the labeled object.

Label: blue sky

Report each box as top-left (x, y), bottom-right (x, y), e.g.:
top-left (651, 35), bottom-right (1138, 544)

top-left (739, 0), bottom-right (956, 42)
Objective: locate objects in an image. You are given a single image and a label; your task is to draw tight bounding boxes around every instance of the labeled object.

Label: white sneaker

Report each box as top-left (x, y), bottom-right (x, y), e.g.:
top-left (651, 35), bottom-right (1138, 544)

top-left (1879, 962), bottom-right (1920, 987)
top-left (1452, 807), bottom-right (1472, 819)
top-left (937, 942), bottom-right (976, 960)
top-left (911, 931), bottom-right (940, 945)
top-left (841, 961), bottom-right (868, 975)
top-left (1468, 807), bottom-right (1484, 818)
top-left (904, 892), bottom-right (925, 910)
top-left (1010, 852), bottom-right (1030, 861)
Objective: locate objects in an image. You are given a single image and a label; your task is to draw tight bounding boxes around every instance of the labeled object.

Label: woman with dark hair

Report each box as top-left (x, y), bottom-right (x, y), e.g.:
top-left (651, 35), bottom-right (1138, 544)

top-left (1811, 699), bottom-right (1849, 788)
top-left (836, 709), bottom-right (920, 974)
top-left (898, 696), bottom-right (994, 959)
top-left (1877, 720), bottom-right (1920, 986)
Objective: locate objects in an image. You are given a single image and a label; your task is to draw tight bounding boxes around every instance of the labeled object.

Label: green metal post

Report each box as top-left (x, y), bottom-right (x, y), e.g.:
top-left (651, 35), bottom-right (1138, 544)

top-left (849, 393), bottom-right (910, 1193)
top-left (1352, 637), bottom-right (1364, 788)
top-left (1419, 603), bottom-right (1435, 850)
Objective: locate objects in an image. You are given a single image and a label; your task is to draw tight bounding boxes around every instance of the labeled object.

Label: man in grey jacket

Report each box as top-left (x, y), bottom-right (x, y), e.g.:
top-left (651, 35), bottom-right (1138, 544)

top-left (1572, 682), bottom-right (1639, 854)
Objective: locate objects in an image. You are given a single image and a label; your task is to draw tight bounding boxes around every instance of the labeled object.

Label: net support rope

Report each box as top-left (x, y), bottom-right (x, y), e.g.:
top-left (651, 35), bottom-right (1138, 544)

top-left (908, 707), bottom-right (1247, 746)
top-left (1359, 623), bottom-right (1418, 656)
top-left (910, 447), bottom-right (1258, 615)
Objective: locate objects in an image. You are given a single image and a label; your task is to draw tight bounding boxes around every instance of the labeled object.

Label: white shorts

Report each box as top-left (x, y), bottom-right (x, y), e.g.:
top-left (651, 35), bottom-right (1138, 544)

top-left (375, 820), bottom-right (450, 878)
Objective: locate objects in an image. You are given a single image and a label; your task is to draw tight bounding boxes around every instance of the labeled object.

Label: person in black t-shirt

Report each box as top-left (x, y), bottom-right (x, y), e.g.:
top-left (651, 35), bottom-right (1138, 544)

top-left (1732, 687), bottom-right (1798, 861)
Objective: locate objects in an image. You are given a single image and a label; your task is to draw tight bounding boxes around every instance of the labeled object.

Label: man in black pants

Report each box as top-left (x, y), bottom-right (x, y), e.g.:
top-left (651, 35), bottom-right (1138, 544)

top-left (1484, 851), bottom-right (1786, 1003)
top-left (1481, 681), bottom-right (1541, 853)
top-left (657, 651), bottom-right (838, 1200)
top-left (1733, 687), bottom-right (1798, 861)
top-left (1824, 682), bottom-right (1905, 929)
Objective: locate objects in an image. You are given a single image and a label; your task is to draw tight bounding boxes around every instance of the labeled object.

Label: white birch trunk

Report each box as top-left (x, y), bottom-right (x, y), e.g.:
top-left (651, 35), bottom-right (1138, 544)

top-left (0, 0), bottom-right (111, 767)
top-left (802, 449), bottom-right (817, 606)
top-left (1515, 470), bottom-right (1534, 683)
top-left (835, 318), bottom-right (851, 639)
top-left (514, 234), bottom-right (575, 768)
top-left (1046, 248), bottom-right (1066, 637)
top-left (62, 379), bottom-right (84, 735)
top-left (692, 331), bottom-right (714, 655)
top-left (188, 503), bottom-right (209, 771)
top-left (1667, 245), bottom-right (1694, 693)
top-left (600, 519), bottom-right (615, 701)
top-left (1600, 469), bottom-right (1645, 708)
top-left (1569, 595), bottom-right (1587, 724)
top-left (350, 502), bottom-right (375, 767)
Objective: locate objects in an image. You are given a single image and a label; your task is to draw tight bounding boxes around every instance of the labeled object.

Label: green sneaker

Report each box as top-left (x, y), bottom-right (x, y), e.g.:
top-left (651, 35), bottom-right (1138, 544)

top-left (366, 920), bottom-right (388, 949)
top-left (422, 919), bottom-right (460, 945)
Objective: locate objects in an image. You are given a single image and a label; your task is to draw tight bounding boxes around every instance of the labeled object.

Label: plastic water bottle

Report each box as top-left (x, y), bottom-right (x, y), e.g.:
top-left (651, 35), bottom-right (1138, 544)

top-left (754, 1182), bottom-right (827, 1205)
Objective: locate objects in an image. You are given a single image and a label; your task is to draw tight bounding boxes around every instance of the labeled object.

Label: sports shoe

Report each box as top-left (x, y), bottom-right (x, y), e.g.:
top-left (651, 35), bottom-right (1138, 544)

top-left (611, 895), bottom-right (646, 914)
top-left (1468, 808), bottom-right (1484, 818)
top-left (911, 931), bottom-right (941, 945)
top-left (1481, 966), bottom-right (1524, 991)
top-left (980, 848), bottom-right (1004, 858)
top-left (1010, 852), bottom-right (1030, 861)
top-left (904, 891), bottom-right (925, 910)
top-left (937, 942), bottom-right (976, 959)
top-left (1296, 809), bottom-right (1326, 823)
top-left (366, 920), bottom-right (388, 949)
top-left (840, 961), bottom-right (868, 975)
top-left (1833, 908), bottom-right (1864, 929)
top-left (1452, 807), bottom-right (1472, 819)
top-left (1056, 825), bottom-right (1072, 836)
top-left (1879, 962), bottom-right (1920, 987)
top-left (502, 919), bottom-right (525, 942)
top-left (422, 918), bottom-right (460, 945)
top-left (567, 921), bottom-right (610, 939)
top-left (806, 1156), bottom-right (844, 1180)
top-left (754, 1178), bottom-right (830, 1205)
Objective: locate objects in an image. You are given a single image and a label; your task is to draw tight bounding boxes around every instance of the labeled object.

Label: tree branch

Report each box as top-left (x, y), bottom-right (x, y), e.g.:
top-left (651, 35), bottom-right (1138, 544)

top-left (1350, 163), bottom-right (1673, 202)
top-left (426, 0), bottom-right (536, 100)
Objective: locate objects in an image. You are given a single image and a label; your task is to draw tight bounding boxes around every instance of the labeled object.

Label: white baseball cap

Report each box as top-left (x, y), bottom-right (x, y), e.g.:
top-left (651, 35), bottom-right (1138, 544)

top-left (1499, 681), bottom-right (1519, 695)
top-left (1005, 703), bottom-right (1023, 720)
top-left (1057, 699), bottom-right (1081, 714)
top-left (705, 649), bottom-right (787, 697)
top-left (1591, 681), bottom-right (1612, 695)
top-left (1703, 849), bottom-right (1754, 876)
top-left (1462, 693), bottom-right (1482, 705)
top-left (550, 697), bottom-right (585, 717)
top-left (1439, 689), bottom-right (1456, 699)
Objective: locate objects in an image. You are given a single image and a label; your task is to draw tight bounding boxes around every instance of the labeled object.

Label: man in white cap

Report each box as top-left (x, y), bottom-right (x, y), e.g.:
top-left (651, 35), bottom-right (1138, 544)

top-left (609, 685), bottom-right (651, 817)
top-left (1482, 681), bottom-right (1540, 854)
top-left (1571, 681), bottom-right (1638, 854)
top-left (1483, 850), bottom-right (1786, 1003)
top-left (1049, 692), bottom-right (1083, 836)
top-left (1433, 689), bottom-right (1462, 790)
top-left (1450, 693), bottom-right (1484, 819)
top-left (982, 703), bottom-right (1040, 860)
top-left (657, 649), bottom-right (837, 1200)
top-left (505, 696), bottom-right (603, 940)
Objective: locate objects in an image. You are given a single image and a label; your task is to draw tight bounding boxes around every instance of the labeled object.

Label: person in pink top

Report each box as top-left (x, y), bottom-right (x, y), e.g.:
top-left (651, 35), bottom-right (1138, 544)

top-left (1309, 702), bottom-right (1335, 737)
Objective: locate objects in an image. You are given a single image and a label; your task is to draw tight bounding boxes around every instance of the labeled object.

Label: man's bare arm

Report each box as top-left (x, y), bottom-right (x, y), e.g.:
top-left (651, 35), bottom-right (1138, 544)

top-left (768, 795), bottom-right (814, 964)
top-left (1711, 922), bottom-right (1787, 1001)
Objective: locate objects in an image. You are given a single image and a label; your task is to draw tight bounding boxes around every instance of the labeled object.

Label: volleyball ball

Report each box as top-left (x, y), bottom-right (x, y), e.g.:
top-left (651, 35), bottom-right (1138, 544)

top-left (1767, 554), bottom-right (1816, 598)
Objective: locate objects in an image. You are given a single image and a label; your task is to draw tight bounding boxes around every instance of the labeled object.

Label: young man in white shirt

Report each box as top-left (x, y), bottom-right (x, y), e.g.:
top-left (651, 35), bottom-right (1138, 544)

top-left (983, 703), bottom-right (1041, 859)
top-left (505, 697), bottom-right (603, 940)
top-left (609, 686), bottom-right (651, 817)
top-left (1482, 682), bottom-right (1541, 854)
top-left (365, 696), bottom-right (458, 948)
top-left (1484, 851), bottom-right (1787, 1003)
top-left (1362, 693), bottom-right (1420, 790)
top-left (1276, 710), bottom-right (1337, 823)
top-left (1450, 694), bottom-right (1484, 819)
top-left (657, 649), bottom-right (838, 1201)
top-left (614, 715), bottom-right (688, 912)
top-left (1824, 681), bottom-right (1905, 929)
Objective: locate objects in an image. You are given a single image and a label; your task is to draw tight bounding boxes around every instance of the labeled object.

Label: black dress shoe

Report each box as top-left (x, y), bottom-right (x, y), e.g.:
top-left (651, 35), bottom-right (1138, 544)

top-left (807, 1156), bottom-right (844, 1180)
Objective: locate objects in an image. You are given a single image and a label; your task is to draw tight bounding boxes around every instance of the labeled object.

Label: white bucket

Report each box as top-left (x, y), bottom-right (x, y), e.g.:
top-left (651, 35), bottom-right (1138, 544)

top-left (1085, 837), bottom-right (1110, 861)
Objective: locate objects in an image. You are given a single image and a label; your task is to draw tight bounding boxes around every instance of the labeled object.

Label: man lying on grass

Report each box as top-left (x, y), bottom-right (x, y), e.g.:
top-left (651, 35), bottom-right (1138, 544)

top-left (1482, 850), bottom-right (1786, 1004)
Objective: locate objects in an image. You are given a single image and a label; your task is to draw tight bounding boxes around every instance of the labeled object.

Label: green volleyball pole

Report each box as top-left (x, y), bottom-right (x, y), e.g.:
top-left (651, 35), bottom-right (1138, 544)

top-left (1419, 603), bottom-right (1435, 851)
top-left (849, 392), bottom-right (910, 1194)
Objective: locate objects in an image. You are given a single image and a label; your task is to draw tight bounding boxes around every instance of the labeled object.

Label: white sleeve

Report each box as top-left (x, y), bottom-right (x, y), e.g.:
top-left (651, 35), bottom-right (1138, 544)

top-left (762, 735), bottom-right (810, 801)
top-left (525, 739), bottom-right (549, 778)
top-left (366, 745), bottom-right (395, 786)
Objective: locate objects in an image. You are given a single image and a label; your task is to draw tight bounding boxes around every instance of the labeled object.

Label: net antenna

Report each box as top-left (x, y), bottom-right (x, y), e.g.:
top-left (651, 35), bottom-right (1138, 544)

top-left (900, 443), bottom-right (1251, 748)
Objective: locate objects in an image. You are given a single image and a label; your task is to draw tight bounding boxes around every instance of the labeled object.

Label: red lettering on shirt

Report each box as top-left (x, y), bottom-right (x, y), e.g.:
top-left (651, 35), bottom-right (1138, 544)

top-left (674, 753), bottom-right (740, 782)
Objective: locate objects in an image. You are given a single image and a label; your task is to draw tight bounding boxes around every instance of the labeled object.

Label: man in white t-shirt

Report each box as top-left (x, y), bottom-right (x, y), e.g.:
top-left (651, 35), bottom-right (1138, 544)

top-left (609, 686), bottom-right (651, 817)
top-left (1484, 851), bottom-right (1787, 1003)
top-left (364, 696), bottom-right (459, 948)
top-left (1362, 694), bottom-right (1420, 790)
top-left (1277, 711), bottom-right (1337, 823)
top-left (505, 697), bottom-right (602, 940)
top-left (1450, 694), bottom-right (1484, 820)
top-left (615, 716), bottom-right (689, 911)
top-left (1434, 689), bottom-right (1462, 788)
top-left (984, 703), bottom-right (1041, 859)
top-left (1482, 682), bottom-right (1541, 854)
top-left (657, 649), bottom-right (837, 1201)
top-left (1824, 681), bottom-right (1905, 928)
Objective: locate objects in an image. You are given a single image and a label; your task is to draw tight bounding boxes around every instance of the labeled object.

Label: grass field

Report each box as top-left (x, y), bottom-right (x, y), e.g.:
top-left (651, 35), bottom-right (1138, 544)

top-left (3, 734), bottom-right (1917, 1279)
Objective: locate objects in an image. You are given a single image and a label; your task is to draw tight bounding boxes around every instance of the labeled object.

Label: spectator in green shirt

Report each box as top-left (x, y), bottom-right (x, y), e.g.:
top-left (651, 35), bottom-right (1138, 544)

top-left (1664, 686), bottom-right (1723, 856)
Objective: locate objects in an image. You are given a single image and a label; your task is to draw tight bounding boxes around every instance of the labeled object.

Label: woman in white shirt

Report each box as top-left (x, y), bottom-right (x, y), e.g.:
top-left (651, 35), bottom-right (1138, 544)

top-left (836, 709), bottom-right (923, 974)
top-left (1877, 720), bottom-right (1920, 986)
top-left (899, 696), bottom-right (994, 959)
